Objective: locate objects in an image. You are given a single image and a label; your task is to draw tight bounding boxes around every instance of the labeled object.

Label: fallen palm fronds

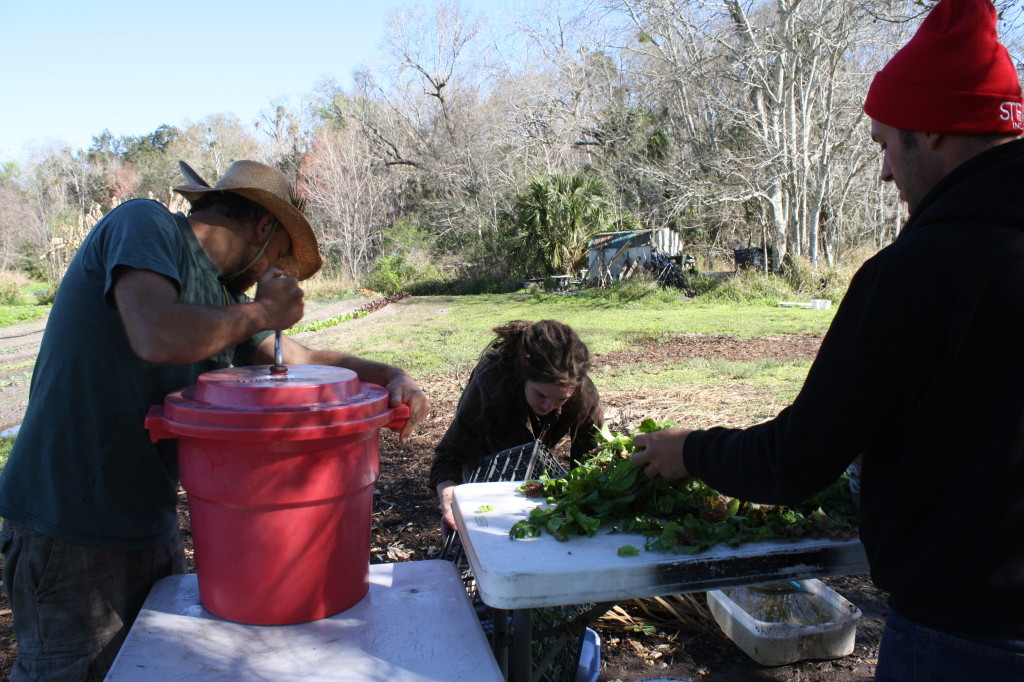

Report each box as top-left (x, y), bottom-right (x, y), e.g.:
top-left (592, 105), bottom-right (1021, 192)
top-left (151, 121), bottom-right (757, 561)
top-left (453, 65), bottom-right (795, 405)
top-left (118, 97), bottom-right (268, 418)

top-left (599, 592), bottom-right (713, 636)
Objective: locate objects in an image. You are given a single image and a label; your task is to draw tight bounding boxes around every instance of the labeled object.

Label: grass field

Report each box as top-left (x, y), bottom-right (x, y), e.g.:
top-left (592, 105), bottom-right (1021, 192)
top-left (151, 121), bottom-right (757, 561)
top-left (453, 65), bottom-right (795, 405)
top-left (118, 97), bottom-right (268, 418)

top-left (0, 306), bottom-right (47, 327)
top-left (290, 290), bottom-right (836, 429)
top-left (310, 292), bottom-right (835, 373)
top-left (303, 292), bottom-right (833, 394)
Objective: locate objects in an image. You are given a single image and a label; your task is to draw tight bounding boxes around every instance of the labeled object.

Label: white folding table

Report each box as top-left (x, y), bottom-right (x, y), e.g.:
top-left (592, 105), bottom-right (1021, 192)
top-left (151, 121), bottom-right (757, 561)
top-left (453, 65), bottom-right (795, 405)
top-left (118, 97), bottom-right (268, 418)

top-left (105, 560), bottom-right (502, 682)
top-left (453, 480), bottom-right (869, 680)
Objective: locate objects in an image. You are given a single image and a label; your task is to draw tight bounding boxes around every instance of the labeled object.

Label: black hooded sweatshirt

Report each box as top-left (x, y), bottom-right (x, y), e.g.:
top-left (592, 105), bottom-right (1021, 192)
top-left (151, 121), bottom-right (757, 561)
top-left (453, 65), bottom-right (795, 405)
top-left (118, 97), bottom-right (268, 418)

top-left (684, 138), bottom-right (1024, 639)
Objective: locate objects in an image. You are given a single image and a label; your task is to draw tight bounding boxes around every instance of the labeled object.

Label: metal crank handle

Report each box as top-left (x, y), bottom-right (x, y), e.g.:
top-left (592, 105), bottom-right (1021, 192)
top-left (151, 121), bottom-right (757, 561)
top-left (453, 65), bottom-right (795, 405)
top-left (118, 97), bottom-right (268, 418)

top-left (270, 329), bottom-right (287, 375)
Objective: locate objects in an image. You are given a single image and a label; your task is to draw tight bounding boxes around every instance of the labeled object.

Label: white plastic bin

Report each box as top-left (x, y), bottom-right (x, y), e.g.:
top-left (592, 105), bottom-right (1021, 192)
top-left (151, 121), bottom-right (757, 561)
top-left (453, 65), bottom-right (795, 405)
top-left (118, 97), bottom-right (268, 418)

top-left (706, 579), bottom-right (861, 666)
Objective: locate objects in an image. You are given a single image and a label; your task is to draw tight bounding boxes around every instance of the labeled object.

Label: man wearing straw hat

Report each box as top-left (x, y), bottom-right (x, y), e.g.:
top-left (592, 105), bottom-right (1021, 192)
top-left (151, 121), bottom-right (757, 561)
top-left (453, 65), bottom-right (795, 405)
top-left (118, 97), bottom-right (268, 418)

top-left (0, 159), bottom-right (430, 680)
top-left (632, 0), bottom-right (1024, 678)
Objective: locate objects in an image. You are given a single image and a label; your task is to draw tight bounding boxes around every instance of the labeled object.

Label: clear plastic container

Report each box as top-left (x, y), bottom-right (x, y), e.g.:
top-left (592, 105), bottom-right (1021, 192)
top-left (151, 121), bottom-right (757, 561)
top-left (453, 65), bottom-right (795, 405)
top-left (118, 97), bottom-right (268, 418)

top-left (721, 581), bottom-right (841, 625)
top-left (707, 579), bottom-right (861, 666)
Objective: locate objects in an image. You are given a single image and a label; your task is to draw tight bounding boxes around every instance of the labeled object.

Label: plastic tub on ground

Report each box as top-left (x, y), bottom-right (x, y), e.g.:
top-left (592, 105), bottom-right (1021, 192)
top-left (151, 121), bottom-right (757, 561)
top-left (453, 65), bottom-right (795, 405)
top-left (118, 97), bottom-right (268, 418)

top-left (706, 578), bottom-right (861, 666)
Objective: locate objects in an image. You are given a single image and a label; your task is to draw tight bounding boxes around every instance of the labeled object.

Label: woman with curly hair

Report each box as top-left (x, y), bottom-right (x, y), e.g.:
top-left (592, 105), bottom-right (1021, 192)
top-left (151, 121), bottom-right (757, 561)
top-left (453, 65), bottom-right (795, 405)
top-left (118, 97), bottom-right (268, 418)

top-left (430, 319), bottom-right (603, 530)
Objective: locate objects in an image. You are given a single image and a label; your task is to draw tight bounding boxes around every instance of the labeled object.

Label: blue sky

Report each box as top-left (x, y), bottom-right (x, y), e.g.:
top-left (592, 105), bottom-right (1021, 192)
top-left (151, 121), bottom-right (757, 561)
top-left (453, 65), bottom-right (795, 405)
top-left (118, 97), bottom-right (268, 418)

top-left (0, 0), bottom-right (513, 162)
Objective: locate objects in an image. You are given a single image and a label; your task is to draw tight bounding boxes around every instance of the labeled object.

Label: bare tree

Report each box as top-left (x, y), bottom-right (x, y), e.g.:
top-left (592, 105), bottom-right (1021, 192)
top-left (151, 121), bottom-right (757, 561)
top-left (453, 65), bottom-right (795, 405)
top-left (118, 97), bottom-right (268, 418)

top-left (496, 1), bottom-right (623, 176)
top-left (256, 99), bottom-right (314, 177)
top-left (317, 1), bottom-right (523, 250)
top-left (607, 0), bottom-right (904, 266)
top-left (16, 145), bottom-right (107, 283)
top-left (300, 124), bottom-right (401, 283)
top-left (0, 177), bottom-right (34, 272)
top-left (167, 115), bottom-right (263, 185)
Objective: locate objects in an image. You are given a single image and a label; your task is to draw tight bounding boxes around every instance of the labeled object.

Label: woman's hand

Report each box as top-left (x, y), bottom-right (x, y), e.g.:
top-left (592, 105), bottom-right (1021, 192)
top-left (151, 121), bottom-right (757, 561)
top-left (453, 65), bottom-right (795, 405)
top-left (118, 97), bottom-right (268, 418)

top-left (436, 480), bottom-right (458, 532)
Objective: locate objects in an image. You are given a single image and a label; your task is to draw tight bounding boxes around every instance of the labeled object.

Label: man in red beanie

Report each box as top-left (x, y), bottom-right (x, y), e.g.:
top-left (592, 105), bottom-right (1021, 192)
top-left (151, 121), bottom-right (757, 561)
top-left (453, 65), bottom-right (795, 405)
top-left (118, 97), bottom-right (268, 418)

top-left (632, 0), bottom-right (1024, 678)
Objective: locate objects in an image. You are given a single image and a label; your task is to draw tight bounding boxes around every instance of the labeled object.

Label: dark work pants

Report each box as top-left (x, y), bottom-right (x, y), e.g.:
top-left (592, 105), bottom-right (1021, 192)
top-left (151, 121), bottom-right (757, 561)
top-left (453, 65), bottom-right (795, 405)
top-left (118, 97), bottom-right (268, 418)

top-left (0, 520), bottom-right (186, 681)
top-left (875, 607), bottom-right (1024, 681)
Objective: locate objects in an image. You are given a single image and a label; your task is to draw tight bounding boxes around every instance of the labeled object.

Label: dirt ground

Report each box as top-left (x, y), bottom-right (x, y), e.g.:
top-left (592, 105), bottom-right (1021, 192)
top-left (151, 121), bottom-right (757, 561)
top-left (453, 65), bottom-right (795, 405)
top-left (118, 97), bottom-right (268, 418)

top-left (0, 298), bottom-right (886, 681)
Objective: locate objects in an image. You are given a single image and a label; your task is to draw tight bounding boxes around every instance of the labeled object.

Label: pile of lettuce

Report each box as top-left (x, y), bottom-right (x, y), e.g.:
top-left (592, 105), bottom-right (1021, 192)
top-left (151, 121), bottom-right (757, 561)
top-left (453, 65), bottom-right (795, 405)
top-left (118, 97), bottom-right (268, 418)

top-left (510, 420), bottom-right (858, 556)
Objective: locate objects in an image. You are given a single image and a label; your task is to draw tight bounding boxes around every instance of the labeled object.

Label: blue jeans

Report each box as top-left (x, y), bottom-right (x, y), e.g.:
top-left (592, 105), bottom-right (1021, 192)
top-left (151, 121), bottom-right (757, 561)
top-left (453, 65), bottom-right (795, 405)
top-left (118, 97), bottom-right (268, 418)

top-left (0, 520), bottom-right (186, 681)
top-left (876, 607), bottom-right (1024, 681)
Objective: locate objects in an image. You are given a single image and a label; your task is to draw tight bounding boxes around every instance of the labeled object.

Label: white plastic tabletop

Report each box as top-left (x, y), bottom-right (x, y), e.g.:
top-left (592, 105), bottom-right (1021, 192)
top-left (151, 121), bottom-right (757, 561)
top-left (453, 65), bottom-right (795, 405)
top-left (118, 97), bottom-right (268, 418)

top-left (453, 481), bottom-right (869, 610)
top-left (104, 560), bottom-right (502, 682)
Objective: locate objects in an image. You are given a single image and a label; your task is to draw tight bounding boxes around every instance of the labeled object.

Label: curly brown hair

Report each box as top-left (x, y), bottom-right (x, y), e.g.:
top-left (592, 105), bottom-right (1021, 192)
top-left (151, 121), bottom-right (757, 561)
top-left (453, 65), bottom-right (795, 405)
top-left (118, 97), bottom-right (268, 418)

top-left (483, 319), bottom-right (592, 387)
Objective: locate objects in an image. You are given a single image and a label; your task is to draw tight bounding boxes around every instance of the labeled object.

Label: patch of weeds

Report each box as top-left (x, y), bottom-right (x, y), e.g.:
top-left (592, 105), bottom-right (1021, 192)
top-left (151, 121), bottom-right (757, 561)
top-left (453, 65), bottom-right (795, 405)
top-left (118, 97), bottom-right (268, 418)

top-left (0, 435), bottom-right (14, 473)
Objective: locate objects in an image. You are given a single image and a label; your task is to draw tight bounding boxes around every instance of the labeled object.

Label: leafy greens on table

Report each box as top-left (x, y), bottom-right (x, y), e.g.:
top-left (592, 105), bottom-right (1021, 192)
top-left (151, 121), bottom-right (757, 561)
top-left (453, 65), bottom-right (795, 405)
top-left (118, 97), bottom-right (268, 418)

top-left (509, 419), bottom-right (858, 555)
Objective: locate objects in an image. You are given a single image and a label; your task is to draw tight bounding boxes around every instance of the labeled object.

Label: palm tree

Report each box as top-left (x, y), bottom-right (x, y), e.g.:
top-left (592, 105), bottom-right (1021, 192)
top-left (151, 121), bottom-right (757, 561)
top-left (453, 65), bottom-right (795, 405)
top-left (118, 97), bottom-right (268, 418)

top-left (509, 172), bottom-right (618, 277)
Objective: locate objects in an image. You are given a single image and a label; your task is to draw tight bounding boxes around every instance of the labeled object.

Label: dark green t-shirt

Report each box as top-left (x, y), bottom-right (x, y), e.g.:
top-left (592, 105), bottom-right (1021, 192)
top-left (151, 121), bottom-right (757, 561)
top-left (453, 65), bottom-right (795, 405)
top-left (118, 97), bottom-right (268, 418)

top-left (0, 199), bottom-right (267, 550)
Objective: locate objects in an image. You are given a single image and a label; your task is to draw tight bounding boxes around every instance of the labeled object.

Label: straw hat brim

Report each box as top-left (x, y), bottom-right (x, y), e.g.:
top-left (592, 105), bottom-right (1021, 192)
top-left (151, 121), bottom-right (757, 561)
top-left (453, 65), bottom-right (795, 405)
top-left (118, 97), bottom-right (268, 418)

top-left (174, 161), bottom-right (323, 280)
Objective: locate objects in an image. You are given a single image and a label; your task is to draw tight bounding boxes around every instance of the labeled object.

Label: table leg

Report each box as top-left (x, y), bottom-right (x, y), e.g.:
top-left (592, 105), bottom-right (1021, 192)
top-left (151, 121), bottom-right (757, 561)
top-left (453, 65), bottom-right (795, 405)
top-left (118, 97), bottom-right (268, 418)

top-left (512, 608), bottom-right (533, 682)
top-left (491, 607), bottom-right (509, 679)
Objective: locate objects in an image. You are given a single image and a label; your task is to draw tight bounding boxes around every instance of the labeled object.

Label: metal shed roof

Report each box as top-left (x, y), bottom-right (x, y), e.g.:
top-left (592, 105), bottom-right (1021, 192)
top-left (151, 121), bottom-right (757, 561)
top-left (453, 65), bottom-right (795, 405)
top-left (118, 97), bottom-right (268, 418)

top-left (587, 230), bottom-right (653, 251)
top-left (587, 229), bottom-right (682, 254)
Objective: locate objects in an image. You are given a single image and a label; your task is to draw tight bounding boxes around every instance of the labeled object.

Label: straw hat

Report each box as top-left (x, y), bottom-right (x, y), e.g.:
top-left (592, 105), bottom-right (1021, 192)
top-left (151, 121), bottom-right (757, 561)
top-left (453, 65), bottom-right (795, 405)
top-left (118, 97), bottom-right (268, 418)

top-left (174, 160), bottom-right (323, 280)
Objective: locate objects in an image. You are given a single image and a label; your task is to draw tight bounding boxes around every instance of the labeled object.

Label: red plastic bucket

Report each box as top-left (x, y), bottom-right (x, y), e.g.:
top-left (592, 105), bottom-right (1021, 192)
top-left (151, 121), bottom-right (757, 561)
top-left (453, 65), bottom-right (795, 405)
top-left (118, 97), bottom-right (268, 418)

top-left (146, 364), bottom-right (408, 625)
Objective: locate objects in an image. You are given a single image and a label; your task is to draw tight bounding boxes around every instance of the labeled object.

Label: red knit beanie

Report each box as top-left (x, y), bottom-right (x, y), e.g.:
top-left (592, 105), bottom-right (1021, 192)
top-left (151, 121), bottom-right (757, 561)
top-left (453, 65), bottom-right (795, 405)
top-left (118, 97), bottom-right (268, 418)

top-left (864, 0), bottom-right (1023, 135)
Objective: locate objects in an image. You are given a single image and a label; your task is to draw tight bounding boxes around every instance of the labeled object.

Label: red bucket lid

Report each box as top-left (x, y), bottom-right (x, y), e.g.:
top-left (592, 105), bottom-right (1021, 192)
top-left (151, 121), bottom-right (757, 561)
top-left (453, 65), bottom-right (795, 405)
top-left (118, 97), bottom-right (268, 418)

top-left (191, 364), bottom-right (363, 409)
top-left (151, 365), bottom-right (398, 440)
